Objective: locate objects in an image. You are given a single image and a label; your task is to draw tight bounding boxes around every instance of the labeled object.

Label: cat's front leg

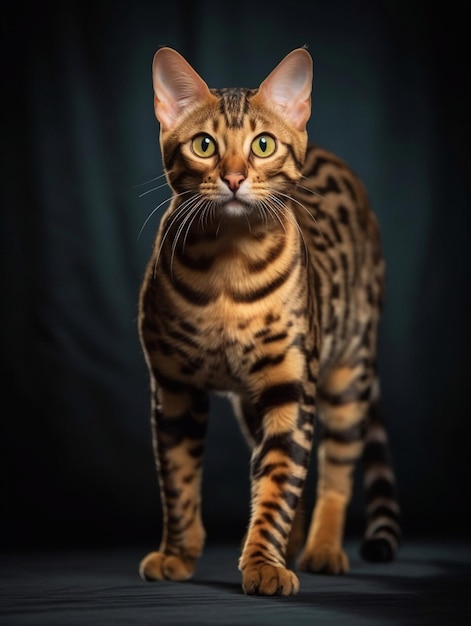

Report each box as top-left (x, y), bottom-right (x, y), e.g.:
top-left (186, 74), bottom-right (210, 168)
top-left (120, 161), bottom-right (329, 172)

top-left (140, 384), bottom-right (209, 583)
top-left (239, 384), bottom-right (314, 596)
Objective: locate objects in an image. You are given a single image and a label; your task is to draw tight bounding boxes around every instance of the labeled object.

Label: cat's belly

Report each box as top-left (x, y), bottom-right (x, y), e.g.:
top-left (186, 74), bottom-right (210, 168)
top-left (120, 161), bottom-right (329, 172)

top-left (167, 297), bottom-right (306, 393)
top-left (188, 347), bottom-right (243, 393)
top-left (183, 314), bottom-right (257, 392)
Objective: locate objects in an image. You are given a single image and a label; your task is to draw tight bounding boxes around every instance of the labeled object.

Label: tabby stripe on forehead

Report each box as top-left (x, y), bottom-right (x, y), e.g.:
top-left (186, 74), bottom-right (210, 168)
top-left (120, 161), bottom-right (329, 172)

top-left (218, 88), bottom-right (250, 128)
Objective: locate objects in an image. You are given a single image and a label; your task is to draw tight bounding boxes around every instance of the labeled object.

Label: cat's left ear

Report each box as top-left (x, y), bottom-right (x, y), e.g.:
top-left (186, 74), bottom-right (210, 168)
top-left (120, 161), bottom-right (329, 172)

top-left (254, 48), bottom-right (313, 130)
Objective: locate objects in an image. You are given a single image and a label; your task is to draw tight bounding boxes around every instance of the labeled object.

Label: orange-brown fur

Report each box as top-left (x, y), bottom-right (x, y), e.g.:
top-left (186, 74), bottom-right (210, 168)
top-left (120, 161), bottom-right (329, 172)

top-left (138, 47), bottom-right (400, 596)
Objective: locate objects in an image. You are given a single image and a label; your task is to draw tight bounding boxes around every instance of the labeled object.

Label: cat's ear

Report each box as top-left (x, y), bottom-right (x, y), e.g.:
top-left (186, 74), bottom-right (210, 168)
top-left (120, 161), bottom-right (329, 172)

top-left (255, 48), bottom-right (313, 130)
top-left (152, 47), bottom-right (213, 131)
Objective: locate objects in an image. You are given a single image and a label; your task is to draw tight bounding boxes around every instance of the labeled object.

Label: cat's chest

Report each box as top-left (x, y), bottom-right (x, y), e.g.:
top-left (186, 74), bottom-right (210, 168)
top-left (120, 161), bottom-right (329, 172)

top-left (179, 331), bottom-right (244, 393)
top-left (177, 297), bottom-right (303, 392)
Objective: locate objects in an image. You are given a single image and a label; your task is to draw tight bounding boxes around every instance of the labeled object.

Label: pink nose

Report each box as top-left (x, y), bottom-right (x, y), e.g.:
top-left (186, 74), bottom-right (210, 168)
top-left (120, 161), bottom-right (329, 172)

top-left (223, 173), bottom-right (245, 193)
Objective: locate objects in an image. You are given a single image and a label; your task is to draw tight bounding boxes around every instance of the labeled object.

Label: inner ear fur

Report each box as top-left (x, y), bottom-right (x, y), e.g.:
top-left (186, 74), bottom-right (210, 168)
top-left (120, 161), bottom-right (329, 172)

top-left (253, 48), bottom-right (313, 131)
top-left (152, 47), bottom-right (215, 131)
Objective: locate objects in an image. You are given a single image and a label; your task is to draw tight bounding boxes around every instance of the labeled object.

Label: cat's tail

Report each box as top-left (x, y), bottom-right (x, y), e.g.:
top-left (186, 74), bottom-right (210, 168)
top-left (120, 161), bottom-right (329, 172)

top-left (360, 387), bottom-right (401, 562)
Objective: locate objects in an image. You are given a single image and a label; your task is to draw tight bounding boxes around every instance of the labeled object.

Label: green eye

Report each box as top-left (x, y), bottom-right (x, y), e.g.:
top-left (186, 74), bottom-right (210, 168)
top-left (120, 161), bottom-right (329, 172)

top-left (191, 134), bottom-right (216, 157)
top-left (251, 134), bottom-right (276, 158)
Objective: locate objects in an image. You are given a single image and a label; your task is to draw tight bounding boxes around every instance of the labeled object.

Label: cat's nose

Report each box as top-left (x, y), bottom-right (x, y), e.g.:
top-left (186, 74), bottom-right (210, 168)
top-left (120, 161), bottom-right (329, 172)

top-left (223, 173), bottom-right (245, 193)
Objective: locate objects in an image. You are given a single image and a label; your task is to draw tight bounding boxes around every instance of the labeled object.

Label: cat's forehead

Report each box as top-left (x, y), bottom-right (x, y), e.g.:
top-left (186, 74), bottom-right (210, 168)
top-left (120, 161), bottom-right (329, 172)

top-left (210, 87), bottom-right (258, 129)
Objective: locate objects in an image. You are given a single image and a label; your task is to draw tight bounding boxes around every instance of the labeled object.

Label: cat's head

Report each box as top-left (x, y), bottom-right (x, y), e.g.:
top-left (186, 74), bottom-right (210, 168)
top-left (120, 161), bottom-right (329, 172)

top-left (152, 47), bottom-right (313, 219)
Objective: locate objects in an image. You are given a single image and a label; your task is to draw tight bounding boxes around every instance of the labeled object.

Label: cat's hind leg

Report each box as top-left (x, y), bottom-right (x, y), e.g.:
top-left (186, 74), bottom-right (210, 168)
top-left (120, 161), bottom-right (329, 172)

top-left (298, 363), bottom-right (370, 575)
top-left (140, 384), bottom-right (209, 582)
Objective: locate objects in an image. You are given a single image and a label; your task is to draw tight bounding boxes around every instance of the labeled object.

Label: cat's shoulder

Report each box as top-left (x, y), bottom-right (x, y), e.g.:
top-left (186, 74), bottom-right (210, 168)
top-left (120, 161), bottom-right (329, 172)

top-left (303, 143), bottom-right (357, 177)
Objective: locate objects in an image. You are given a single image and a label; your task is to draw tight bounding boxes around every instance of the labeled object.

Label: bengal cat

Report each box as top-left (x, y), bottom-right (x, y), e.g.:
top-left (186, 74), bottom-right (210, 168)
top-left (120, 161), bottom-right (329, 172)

top-left (138, 46), bottom-right (401, 596)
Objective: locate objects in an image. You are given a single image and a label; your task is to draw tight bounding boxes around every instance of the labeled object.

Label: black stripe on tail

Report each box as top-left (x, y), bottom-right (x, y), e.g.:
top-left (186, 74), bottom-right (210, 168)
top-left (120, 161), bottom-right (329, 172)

top-left (360, 399), bottom-right (401, 562)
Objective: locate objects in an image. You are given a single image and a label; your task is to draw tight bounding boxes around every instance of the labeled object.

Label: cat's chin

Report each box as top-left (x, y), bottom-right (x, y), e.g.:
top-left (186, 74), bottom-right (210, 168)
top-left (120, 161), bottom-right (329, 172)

top-left (222, 200), bottom-right (250, 217)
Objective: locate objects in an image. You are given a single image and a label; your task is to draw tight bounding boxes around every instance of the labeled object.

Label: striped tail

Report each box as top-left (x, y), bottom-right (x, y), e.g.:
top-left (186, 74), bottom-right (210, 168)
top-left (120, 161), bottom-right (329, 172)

top-left (360, 397), bottom-right (401, 562)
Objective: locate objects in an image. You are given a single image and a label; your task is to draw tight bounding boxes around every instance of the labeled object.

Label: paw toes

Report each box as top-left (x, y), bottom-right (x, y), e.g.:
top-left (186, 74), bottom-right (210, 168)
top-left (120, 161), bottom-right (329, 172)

top-left (242, 564), bottom-right (299, 596)
top-left (139, 551), bottom-right (196, 582)
top-left (298, 545), bottom-right (349, 575)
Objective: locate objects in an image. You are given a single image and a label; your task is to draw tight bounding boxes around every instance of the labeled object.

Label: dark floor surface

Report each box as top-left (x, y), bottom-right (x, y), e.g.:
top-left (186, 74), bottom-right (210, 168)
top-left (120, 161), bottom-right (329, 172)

top-left (1, 540), bottom-right (470, 625)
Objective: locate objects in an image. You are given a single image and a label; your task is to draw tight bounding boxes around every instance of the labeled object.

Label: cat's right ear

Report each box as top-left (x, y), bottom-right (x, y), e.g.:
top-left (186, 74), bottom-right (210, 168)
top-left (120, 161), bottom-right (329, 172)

top-left (152, 47), bottom-right (213, 131)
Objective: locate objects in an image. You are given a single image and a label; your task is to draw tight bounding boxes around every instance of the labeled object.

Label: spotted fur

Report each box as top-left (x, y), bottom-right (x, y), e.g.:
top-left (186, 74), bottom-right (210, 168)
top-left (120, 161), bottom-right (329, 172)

top-left (138, 47), bottom-right (400, 596)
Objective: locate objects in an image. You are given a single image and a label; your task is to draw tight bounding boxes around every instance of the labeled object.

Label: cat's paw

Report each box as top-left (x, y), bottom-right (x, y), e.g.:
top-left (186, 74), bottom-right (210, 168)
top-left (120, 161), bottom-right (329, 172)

top-left (139, 551), bottom-right (196, 582)
top-left (242, 564), bottom-right (300, 596)
top-left (297, 544), bottom-right (349, 575)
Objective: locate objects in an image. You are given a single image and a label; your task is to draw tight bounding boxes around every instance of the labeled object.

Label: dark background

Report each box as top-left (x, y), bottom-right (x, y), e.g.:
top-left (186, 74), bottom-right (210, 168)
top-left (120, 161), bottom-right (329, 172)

top-left (1, 0), bottom-right (470, 552)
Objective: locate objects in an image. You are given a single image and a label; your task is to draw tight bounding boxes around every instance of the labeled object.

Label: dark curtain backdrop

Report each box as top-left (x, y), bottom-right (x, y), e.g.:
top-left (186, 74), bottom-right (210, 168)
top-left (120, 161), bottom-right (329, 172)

top-left (1, 0), bottom-right (470, 550)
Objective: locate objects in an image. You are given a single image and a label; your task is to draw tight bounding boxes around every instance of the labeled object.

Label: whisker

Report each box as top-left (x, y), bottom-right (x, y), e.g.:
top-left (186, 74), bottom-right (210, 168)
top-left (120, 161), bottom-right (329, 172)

top-left (138, 190), bottom-right (193, 241)
top-left (266, 194), bottom-right (309, 263)
top-left (179, 200), bottom-right (209, 265)
top-left (134, 172), bottom-right (168, 188)
top-left (297, 179), bottom-right (324, 199)
top-left (152, 194), bottom-right (199, 277)
top-left (199, 200), bottom-right (212, 230)
top-left (169, 195), bottom-right (209, 277)
top-left (260, 199), bottom-right (286, 233)
top-left (199, 200), bottom-right (216, 230)
top-left (138, 180), bottom-right (172, 198)
top-left (259, 203), bottom-right (269, 225)
top-left (276, 190), bottom-right (326, 245)
top-left (245, 212), bottom-right (253, 233)
top-left (137, 197), bottom-right (172, 240)
top-left (209, 201), bottom-right (217, 226)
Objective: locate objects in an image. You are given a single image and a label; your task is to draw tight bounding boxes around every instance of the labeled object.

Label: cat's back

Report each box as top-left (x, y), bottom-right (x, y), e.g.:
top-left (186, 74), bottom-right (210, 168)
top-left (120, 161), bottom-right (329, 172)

top-left (300, 143), bottom-right (379, 236)
top-left (295, 143), bottom-right (385, 365)
top-left (296, 143), bottom-right (383, 273)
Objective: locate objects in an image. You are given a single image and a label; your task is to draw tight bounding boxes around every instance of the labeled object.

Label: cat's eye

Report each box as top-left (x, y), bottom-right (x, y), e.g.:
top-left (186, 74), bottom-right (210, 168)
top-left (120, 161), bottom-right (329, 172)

top-left (191, 134), bottom-right (217, 158)
top-left (251, 134), bottom-right (277, 158)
